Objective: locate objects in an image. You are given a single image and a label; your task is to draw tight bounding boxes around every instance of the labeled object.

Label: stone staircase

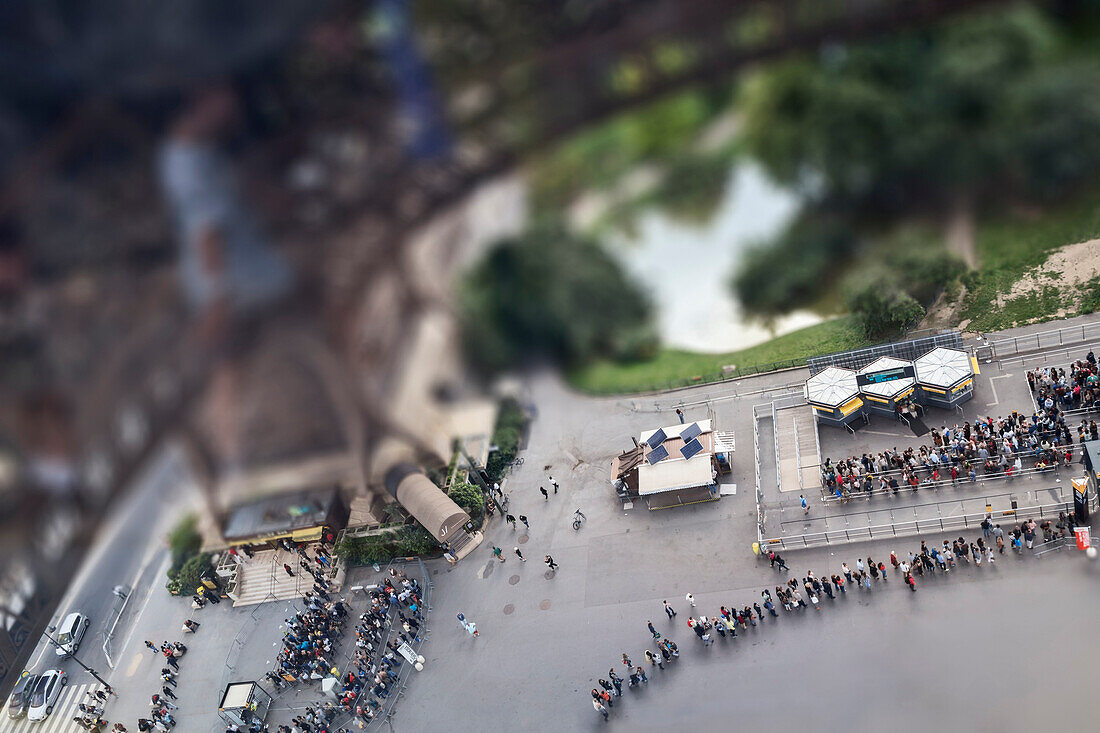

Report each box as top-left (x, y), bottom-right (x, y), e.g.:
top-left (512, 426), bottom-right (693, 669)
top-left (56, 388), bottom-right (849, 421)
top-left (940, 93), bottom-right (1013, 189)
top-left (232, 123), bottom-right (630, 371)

top-left (233, 548), bottom-right (345, 607)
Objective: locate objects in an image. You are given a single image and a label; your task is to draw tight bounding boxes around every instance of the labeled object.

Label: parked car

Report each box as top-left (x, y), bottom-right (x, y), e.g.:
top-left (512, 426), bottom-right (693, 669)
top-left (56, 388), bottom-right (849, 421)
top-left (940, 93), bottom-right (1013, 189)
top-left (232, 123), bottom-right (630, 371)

top-left (26, 669), bottom-right (66, 721)
top-left (53, 611), bottom-right (90, 658)
top-left (6, 671), bottom-right (39, 719)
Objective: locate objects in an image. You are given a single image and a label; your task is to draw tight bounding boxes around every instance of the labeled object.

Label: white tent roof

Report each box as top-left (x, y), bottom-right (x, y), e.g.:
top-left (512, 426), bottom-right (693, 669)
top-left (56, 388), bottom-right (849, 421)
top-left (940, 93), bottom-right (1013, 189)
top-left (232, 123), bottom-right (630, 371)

top-left (221, 682), bottom-right (254, 709)
top-left (637, 455), bottom-right (714, 495)
top-left (805, 367), bottom-right (859, 409)
top-left (914, 347), bottom-right (972, 388)
top-left (859, 356), bottom-right (916, 398)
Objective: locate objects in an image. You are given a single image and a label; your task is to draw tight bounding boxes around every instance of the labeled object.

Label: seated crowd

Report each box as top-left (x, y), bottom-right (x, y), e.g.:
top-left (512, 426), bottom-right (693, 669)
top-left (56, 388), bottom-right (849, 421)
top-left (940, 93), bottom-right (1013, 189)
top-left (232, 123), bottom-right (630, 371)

top-left (821, 410), bottom-right (1096, 498)
top-left (1029, 350), bottom-right (1100, 412)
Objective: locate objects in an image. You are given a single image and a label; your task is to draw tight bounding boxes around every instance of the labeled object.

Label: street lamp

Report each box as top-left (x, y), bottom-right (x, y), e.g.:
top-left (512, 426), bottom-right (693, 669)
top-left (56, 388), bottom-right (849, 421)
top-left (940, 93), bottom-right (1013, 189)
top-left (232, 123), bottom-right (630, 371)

top-left (41, 626), bottom-right (112, 690)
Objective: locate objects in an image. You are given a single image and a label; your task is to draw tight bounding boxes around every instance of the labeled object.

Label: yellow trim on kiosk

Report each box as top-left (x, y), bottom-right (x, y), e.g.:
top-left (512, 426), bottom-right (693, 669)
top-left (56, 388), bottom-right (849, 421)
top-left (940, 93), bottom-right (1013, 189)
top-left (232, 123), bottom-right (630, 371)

top-left (839, 397), bottom-right (864, 415)
top-left (863, 394), bottom-right (888, 404)
top-left (922, 385), bottom-right (947, 395)
top-left (291, 527), bottom-right (324, 542)
top-left (950, 379), bottom-right (973, 393)
top-left (970, 356), bottom-right (981, 375)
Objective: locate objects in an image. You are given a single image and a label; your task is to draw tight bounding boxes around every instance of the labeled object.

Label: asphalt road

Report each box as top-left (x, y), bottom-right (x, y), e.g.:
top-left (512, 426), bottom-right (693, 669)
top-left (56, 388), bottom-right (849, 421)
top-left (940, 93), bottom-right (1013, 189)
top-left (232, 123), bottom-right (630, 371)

top-left (21, 444), bottom-right (195, 684)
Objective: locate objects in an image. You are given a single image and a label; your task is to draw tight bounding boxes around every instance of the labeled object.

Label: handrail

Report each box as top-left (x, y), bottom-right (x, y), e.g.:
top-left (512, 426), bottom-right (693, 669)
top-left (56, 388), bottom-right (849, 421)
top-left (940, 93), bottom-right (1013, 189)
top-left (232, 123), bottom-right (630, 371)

top-left (761, 498), bottom-right (1077, 550)
top-left (820, 444), bottom-right (1085, 498)
top-left (986, 321), bottom-right (1100, 360)
top-left (792, 416), bottom-right (803, 492)
top-left (771, 401), bottom-right (781, 491)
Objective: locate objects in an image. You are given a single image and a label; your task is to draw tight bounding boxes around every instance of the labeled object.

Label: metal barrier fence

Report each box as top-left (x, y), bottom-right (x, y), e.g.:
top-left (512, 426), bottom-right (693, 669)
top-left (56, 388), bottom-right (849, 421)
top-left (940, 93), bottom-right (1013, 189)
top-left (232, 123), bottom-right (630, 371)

top-left (986, 320), bottom-right (1100, 360)
top-left (760, 497), bottom-right (1083, 551)
top-left (997, 342), bottom-right (1100, 372)
top-left (807, 330), bottom-right (962, 375)
top-left (752, 405), bottom-right (764, 543)
top-left (819, 444), bottom-right (1085, 502)
top-left (364, 557), bottom-right (433, 731)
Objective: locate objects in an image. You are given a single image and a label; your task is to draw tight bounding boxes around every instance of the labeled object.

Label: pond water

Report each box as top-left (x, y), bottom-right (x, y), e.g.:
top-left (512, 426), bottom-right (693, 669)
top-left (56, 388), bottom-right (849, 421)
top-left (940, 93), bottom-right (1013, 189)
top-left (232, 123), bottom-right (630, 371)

top-left (608, 162), bottom-right (825, 354)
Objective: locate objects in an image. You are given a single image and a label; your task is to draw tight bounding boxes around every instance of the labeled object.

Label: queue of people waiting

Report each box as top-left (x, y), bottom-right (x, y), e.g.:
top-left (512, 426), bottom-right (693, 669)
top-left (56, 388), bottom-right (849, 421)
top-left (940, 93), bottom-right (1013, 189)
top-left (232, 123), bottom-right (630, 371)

top-left (590, 516), bottom-right (1073, 723)
top-left (821, 411), bottom-right (1091, 499)
top-left (265, 567), bottom-right (425, 731)
top-left (1029, 350), bottom-right (1100, 412)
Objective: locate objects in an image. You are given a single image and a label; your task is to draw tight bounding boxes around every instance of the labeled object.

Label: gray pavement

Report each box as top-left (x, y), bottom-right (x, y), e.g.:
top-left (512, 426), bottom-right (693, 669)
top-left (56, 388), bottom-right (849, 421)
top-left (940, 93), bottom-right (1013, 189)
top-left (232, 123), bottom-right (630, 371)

top-left (27, 312), bottom-right (1100, 732)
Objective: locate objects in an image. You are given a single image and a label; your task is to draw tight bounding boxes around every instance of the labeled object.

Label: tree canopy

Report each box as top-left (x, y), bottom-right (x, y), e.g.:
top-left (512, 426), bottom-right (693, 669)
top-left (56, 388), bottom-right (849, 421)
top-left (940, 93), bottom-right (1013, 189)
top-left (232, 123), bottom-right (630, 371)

top-left (461, 222), bottom-right (656, 373)
top-left (733, 5), bottom-right (1100, 323)
top-left (740, 6), bottom-right (1100, 216)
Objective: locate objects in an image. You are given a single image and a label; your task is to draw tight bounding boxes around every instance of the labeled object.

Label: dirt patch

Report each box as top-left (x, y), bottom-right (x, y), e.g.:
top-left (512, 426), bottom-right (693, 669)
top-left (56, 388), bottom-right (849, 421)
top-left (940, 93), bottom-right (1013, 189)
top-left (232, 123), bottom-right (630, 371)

top-left (993, 239), bottom-right (1100, 311)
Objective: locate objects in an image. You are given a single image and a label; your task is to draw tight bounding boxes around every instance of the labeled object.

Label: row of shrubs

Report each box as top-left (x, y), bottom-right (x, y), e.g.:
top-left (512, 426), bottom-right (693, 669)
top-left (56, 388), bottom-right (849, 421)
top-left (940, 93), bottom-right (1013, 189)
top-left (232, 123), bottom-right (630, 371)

top-left (485, 398), bottom-right (527, 484)
top-left (166, 514), bottom-right (212, 595)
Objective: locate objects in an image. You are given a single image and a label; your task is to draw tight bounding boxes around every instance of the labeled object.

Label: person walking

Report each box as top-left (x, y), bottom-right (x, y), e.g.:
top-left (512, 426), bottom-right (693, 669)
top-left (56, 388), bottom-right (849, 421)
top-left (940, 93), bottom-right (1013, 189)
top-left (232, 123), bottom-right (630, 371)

top-left (283, 563), bottom-right (295, 577)
top-left (539, 486), bottom-right (549, 501)
top-left (663, 600), bottom-right (676, 618)
top-left (647, 620), bottom-right (661, 639)
top-left (492, 546), bottom-right (505, 563)
top-left (514, 547), bottom-right (526, 562)
top-left (544, 554), bottom-right (558, 570)
top-left (675, 408), bottom-right (685, 424)
top-left (505, 514), bottom-right (517, 529)
top-left (518, 515), bottom-right (529, 529)
top-left (877, 560), bottom-right (888, 581)
top-left (621, 652), bottom-right (633, 669)
top-left (145, 640), bottom-right (158, 654)
top-left (842, 563), bottom-right (853, 583)
top-left (635, 665), bottom-right (649, 684)
top-left (608, 669), bottom-right (623, 696)
top-left (644, 648), bottom-right (663, 670)
top-left (800, 495), bottom-right (809, 515)
top-left (548, 476), bottom-right (559, 494)
top-left (685, 592), bottom-right (696, 607)
top-left (592, 698), bottom-right (609, 721)
top-left (161, 685), bottom-right (177, 700)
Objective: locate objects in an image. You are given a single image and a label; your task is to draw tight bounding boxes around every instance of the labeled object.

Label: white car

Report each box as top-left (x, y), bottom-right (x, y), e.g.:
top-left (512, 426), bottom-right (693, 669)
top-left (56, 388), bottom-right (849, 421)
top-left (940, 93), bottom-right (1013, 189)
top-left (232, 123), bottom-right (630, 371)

top-left (53, 612), bottom-right (90, 658)
top-left (26, 669), bottom-right (66, 722)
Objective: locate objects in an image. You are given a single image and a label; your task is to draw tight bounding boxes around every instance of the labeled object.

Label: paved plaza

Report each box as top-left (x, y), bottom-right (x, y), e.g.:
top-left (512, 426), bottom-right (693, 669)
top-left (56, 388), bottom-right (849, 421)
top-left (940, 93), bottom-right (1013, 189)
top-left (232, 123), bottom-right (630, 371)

top-left (19, 313), bottom-right (1100, 732)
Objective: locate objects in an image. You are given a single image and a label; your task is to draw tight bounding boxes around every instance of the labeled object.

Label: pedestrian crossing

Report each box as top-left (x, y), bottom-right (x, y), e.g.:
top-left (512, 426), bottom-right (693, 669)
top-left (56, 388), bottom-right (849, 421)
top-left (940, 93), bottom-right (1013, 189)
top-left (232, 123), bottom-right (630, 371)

top-left (1, 682), bottom-right (101, 733)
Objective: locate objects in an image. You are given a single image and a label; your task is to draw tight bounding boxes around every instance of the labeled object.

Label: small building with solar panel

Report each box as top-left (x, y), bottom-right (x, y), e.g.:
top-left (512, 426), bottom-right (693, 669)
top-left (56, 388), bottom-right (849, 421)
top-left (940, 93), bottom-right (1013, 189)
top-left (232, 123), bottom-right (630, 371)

top-left (609, 419), bottom-right (735, 510)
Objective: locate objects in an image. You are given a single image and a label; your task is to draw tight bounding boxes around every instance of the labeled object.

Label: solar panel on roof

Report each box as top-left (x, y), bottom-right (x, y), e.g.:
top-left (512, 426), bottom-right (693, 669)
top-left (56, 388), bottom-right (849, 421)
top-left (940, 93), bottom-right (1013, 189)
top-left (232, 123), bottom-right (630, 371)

top-left (646, 428), bottom-right (667, 450)
top-left (680, 422), bottom-right (702, 442)
top-left (646, 445), bottom-right (669, 464)
top-left (680, 438), bottom-right (703, 460)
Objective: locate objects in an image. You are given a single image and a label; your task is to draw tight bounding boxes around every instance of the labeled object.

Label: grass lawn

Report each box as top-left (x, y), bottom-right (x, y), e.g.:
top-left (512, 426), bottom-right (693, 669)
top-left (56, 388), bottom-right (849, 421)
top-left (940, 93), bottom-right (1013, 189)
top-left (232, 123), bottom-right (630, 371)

top-left (961, 186), bottom-right (1100, 331)
top-left (566, 316), bottom-right (865, 394)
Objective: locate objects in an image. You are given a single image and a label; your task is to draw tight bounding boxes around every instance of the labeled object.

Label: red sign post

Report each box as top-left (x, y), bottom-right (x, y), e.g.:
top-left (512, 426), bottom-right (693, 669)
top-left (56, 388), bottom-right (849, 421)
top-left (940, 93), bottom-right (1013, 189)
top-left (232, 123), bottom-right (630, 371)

top-left (1075, 526), bottom-right (1091, 550)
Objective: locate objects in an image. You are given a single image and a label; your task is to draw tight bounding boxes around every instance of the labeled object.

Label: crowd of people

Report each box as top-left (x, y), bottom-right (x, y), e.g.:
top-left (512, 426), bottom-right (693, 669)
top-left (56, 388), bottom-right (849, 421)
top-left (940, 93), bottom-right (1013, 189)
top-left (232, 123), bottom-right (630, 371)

top-left (589, 517), bottom-right (1078, 722)
top-left (822, 410), bottom-right (1086, 500)
top-left (265, 566), bottom-right (425, 732)
top-left (1030, 351), bottom-right (1100, 412)
top-left (71, 686), bottom-right (113, 730)
top-left (122, 639), bottom-right (189, 732)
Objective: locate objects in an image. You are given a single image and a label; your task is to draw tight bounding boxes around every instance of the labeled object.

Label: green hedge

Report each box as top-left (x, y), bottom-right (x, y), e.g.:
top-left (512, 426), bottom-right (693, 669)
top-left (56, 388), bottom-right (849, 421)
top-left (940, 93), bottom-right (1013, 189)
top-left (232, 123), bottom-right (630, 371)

top-left (335, 525), bottom-right (440, 566)
top-left (486, 398), bottom-right (527, 483)
top-left (448, 480), bottom-right (485, 528)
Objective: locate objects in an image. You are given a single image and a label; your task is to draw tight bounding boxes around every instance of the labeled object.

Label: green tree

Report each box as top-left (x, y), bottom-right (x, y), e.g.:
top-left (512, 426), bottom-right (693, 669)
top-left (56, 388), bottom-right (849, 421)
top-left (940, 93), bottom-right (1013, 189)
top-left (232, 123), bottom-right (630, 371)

top-left (845, 286), bottom-right (925, 339)
top-left (167, 514), bottom-right (202, 574)
top-left (461, 221), bottom-right (657, 373)
top-left (740, 7), bottom-right (1081, 215)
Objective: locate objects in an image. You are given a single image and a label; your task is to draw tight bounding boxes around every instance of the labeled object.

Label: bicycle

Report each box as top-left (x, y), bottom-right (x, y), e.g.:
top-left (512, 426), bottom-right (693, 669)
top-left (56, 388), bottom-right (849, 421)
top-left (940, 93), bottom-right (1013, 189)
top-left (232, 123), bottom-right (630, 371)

top-left (572, 509), bottom-right (587, 531)
top-left (500, 493), bottom-right (510, 512)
